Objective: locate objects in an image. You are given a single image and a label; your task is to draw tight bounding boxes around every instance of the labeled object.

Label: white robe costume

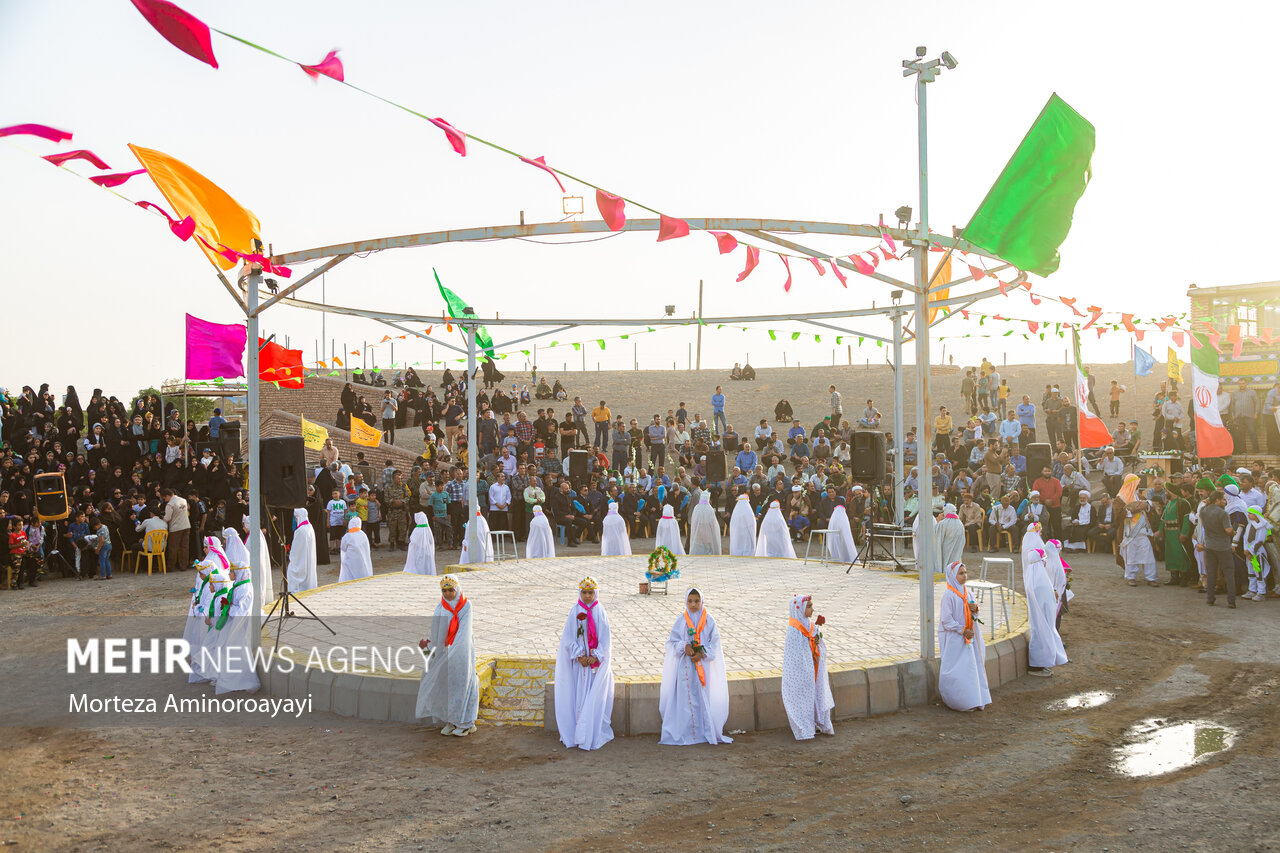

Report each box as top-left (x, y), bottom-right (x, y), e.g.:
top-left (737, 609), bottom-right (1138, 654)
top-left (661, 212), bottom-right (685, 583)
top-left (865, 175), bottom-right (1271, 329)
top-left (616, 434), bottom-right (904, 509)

top-left (207, 565), bottom-right (261, 694)
top-left (825, 505), bottom-right (858, 563)
top-left (1020, 528), bottom-right (1068, 669)
top-left (600, 503), bottom-right (632, 556)
top-left (687, 492), bottom-right (722, 555)
top-left (286, 507), bottom-right (318, 593)
top-left (912, 511), bottom-right (935, 569)
top-left (459, 511), bottom-right (493, 565)
top-left (659, 587), bottom-right (732, 745)
top-left (415, 580), bottom-right (481, 728)
top-left (1121, 509), bottom-right (1157, 582)
top-left (338, 517), bottom-right (374, 582)
top-left (1042, 539), bottom-right (1073, 611)
top-left (728, 494), bottom-right (757, 557)
top-left (553, 596), bottom-right (614, 750)
top-left (781, 594), bottom-right (834, 739)
top-left (525, 506), bottom-right (556, 559)
top-left (1244, 509), bottom-right (1272, 597)
top-left (256, 529), bottom-right (275, 611)
top-left (222, 527), bottom-right (250, 567)
top-left (404, 511), bottom-right (437, 575)
top-left (654, 505), bottom-right (685, 556)
top-left (185, 537), bottom-right (228, 684)
top-left (937, 561), bottom-right (991, 711)
top-left (935, 505), bottom-right (965, 569)
top-left (755, 500), bottom-right (796, 559)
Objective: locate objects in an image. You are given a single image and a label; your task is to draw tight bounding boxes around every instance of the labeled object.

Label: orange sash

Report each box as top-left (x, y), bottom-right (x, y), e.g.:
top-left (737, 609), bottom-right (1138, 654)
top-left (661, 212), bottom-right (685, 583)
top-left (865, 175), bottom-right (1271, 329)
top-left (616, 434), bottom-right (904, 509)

top-left (683, 608), bottom-right (708, 686)
top-left (442, 594), bottom-right (467, 647)
top-left (789, 617), bottom-right (820, 679)
top-left (947, 584), bottom-right (973, 644)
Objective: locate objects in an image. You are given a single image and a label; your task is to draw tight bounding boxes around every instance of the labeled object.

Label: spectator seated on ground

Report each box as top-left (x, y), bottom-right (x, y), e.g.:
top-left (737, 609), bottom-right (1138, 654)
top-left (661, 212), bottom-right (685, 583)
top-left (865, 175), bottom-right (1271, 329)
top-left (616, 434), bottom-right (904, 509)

top-left (352, 368), bottom-right (368, 385)
top-left (730, 362), bottom-right (744, 381)
top-left (536, 379), bottom-right (553, 399)
top-left (774, 398), bottom-right (793, 422)
top-left (742, 362), bottom-right (755, 380)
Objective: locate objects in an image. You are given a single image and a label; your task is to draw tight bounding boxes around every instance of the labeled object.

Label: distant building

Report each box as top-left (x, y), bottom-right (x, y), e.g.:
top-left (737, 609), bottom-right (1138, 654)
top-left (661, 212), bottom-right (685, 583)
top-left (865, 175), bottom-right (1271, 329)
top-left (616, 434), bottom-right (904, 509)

top-left (1187, 280), bottom-right (1280, 389)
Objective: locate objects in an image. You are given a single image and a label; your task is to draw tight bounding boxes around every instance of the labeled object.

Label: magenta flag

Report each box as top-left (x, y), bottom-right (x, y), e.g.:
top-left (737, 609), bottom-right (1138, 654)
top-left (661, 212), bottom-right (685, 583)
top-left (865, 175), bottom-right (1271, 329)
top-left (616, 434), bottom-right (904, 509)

top-left (185, 314), bottom-right (246, 380)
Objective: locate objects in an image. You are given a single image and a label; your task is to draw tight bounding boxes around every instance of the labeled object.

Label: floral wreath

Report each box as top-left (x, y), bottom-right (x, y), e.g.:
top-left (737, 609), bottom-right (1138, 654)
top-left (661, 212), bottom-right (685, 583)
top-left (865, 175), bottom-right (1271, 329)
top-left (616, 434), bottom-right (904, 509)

top-left (645, 546), bottom-right (680, 583)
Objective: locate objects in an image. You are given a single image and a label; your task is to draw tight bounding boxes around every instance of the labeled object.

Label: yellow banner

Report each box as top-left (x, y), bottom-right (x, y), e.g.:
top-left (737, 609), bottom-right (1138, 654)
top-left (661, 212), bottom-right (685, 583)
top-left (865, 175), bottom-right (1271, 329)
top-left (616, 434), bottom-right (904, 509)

top-left (301, 416), bottom-right (329, 451)
top-left (1166, 347), bottom-right (1183, 382)
top-left (349, 416), bottom-right (382, 448)
top-left (927, 254), bottom-right (952, 324)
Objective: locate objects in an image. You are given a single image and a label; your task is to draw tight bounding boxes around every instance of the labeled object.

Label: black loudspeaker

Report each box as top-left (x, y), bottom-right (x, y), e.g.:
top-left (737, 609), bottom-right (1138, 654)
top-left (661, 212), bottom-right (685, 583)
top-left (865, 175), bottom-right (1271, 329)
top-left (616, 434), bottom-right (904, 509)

top-left (705, 450), bottom-right (727, 482)
top-left (568, 449), bottom-right (590, 480)
top-left (1025, 442), bottom-right (1052, 477)
top-left (850, 430), bottom-right (887, 482)
top-left (35, 472), bottom-right (70, 521)
top-left (260, 436), bottom-right (307, 508)
top-left (219, 420), bottom-right (241, 457)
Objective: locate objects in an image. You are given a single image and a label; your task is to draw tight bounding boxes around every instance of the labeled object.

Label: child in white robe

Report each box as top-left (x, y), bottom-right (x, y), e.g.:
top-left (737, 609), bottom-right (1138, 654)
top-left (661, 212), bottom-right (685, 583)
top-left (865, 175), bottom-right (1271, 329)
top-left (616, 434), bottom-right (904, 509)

top-left (404, 511), bottom-right (437, 575)
top-left (206, 561), bottom-right (260, 694)
top-left (338, 516), bottom-right (374, 582)
top-left (687, 493), bottom-right (722, 555)
top-left (1121, 501), bottom-right (1158, 586)
top-left (255, 529), bottom-right (275, 611)
top-left (728, 494), bottom-right (756, 556)
top-left (938, 561), bottom-right (990, 711)
top-left (659, 587), bottom-right (732, 745)
top-left (824, 504), bottom-right (858, 563)
top-left (525, 506), bottom-right (556, 559)
top-left (1243, 507), bottom-right (1272, 601)
top-left (459, 511), bottom-right (493, 565)
top-left (781, 593), bottom-right (834, 739)
top-left (416, 575), bottom-right (481, 736)
top-left (1020, 525), bottom-right (1068, 676)
top-left (600, 503), bottom-right (632, 556)
top-left (186, 536), bottom-right (229, 684)
top-left (755, 500), bottom-right (796, 559)
top-left (286, 507), bottom-right (318, 592)
top-left (654, 506), bottom-right (685, 556)
top-left (553, 576), bottom-right (614, 750)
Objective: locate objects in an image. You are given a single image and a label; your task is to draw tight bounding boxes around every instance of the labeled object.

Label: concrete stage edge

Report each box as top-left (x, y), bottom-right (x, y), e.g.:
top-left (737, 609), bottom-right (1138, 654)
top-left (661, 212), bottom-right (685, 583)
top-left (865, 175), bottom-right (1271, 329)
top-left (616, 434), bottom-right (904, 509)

top-left (259, 555), bottom-right (1030, 734)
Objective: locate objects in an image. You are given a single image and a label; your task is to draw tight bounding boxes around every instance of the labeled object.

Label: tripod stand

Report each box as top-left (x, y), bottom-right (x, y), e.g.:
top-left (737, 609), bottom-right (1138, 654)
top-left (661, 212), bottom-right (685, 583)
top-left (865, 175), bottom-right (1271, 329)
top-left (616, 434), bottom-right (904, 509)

top-left (849, 482), bottom-right (910, 573)
top-left (260, 508), bottom-right (335, 652)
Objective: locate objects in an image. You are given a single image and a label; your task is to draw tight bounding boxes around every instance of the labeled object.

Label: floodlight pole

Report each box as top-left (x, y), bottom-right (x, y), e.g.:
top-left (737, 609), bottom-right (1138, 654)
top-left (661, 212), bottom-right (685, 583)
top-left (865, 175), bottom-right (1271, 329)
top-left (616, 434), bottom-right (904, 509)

top-left (893, 308), bottom-right (905, 528)
top-left (464, 315), bottom-right (481, 561)
top-left (247, 268), bottom-right (263, 660)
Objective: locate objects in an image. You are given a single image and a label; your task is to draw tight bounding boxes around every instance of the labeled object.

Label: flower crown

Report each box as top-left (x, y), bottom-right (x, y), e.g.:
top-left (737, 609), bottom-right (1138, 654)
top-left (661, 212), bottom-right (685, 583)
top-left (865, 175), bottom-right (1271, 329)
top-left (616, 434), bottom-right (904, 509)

top-left (578, 576), bottom-right (598, 592)
top-left (439, 575), bottom-right (459, 592)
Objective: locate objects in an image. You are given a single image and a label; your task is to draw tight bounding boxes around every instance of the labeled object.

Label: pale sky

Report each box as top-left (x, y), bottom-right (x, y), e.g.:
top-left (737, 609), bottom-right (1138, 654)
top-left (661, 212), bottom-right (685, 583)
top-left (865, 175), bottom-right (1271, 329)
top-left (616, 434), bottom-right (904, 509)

top-left (2, 0), bottom-right (1276, 399)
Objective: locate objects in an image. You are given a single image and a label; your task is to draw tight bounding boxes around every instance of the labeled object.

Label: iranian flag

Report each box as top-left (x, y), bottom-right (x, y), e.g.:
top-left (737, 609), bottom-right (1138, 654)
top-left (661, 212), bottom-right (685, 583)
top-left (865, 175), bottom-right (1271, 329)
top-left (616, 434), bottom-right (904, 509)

top-left (1073, 330), bottom-right (1112, 448)
top-left (1191, 332), bottom-right (1234, 458)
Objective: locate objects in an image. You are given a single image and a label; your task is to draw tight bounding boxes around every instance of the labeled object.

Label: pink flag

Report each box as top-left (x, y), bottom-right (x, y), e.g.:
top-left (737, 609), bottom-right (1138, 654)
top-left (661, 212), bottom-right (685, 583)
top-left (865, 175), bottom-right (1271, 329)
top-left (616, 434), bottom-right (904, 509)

top-left (136, 200), bottom-right (196, 241)
top-left (878, 214), bottom-right (896, 253)
top-left (807, 256), bottom-right (825, 276)
top-left (1028, 321), bottom-right (1039, 333)
top-left (1059, 296), bottom-right (1085, 317)
top-left (427, 117), bottom-right (466, 156)
top-left (185, 313), bottom-right (246, 380)
top-left (89, 169), bottom-right (147, 188)
top-left (736, 246), bottom-right (760, 282)
top-left (129, 0), bottom-right (218, 69)
top-left (0, 123), bottom-right (72, 143)
top-left (851, 255), bottom-right (874, 276)
top-left (779, 254), bottom-right (792, 292)
top-left (1121, 313), bottom-right (1137, 332)
top-left (300, 49), bottom-right (344, 82)
top-left (518, 155), bottom-right (566, 192)
top-left (43, 149), bottom-right (110, 169)
top-left (1135, 330), bottom-right (1146, 341)
top-left (967, 264), bottom-right (985, 281)
top-left (828, 259), bottom-right (847, 287)
top-left (708, 230), bottom-right (738, 254)
top-left (1029, 293), bottom-right (1042, 306)
top-left (596, 189), bottom-right (625, 231)
top-left (657, 214), bottom-right (689, 242)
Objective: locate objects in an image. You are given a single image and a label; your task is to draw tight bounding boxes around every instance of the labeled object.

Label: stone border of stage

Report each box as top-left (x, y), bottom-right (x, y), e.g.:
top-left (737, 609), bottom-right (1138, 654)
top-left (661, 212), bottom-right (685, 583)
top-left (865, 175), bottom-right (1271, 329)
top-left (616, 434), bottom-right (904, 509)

top-left (257, 562), bottom-right (1030, 732)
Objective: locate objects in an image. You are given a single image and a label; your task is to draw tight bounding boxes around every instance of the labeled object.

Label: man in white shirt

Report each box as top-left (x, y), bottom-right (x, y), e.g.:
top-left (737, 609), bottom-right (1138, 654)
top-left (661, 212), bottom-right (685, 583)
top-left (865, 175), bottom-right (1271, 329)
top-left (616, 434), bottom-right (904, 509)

top-left (1100, 446), bottom-right (1125, 497)
top-left (830, 385), bottom-right (843, 421)
top-left (499, 446), bottom-right (518, 478)
top-left (998, 411), bottom-right (1022, 447)
top-left (488, 472), bottom-right (512, 532)
top-left (161, 488), bottom-right (191, 571)
top-left (988, 495), bottom-right (1018, 551)
top-left (1161, 391), bottom-right (1185, 449)
top-left (859, 399), bottom-right (881, 428)
top-left (754, 419), bottom-right (774, 450)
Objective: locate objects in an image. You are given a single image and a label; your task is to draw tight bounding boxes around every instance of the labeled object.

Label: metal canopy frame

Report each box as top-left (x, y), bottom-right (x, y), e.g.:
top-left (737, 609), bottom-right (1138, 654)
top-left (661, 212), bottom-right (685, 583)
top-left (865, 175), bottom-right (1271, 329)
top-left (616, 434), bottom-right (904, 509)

top-left (230, 210), bottom-right (1017, 667)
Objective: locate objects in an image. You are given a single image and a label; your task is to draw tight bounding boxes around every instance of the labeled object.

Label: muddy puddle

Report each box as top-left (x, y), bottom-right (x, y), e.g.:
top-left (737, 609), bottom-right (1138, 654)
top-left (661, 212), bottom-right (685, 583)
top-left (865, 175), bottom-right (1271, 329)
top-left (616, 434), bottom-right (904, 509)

top-left (1111, 718), bottom-right (1237, 778)
top-left (1046, 690), bottom-right (1113, 711)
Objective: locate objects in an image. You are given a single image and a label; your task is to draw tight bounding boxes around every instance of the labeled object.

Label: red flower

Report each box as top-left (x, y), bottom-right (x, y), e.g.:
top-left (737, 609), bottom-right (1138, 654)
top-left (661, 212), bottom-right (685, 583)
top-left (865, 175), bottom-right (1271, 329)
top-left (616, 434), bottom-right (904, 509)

top-left (815, 615), bottom-right (826, 626)
top-left (577, 613), bottom-right (588, 621)
top-left (418, 638), bottom-right (429, 650)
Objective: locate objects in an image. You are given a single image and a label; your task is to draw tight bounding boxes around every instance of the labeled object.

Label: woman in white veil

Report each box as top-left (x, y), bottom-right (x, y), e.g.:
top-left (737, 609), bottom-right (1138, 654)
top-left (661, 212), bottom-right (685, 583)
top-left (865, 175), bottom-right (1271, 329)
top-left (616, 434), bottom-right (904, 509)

top-left (600, 503), bottom-right (632, 556)
top-left (659, 587), bottom-right (732, 745)
top-left (781, 593), bottom-right (834, 739)
top-left (286, 508), bottom-right (318, 592)
top-left (728, 494), bottom-right (757, 557)
top-left (339, 516), bottom-right (374, 582)
top-left (755, 500), bottom-right (796, 559)
top-left (1020, 523), bottom-right (1067, 675)
top-left (255, 528), bottom-right (275, 611)
top-left (222, 527), bottom-right (250, 567)
top-left (825, 502), bottom-right (858, 563)
top-left (459, 510), bottom-right (493, 565)
top-left (653, 505), bottom-right (685, 555)
top-left (553, 576), bottom-right (614, 750)
top-left (404, 511), bottom-right (437, 575)
top-left (938, 560), bottom-right (990, 711)
top-left (525, 505), bottom-right (556, 559)
top-left (687, 492), bottom-right (722, 555)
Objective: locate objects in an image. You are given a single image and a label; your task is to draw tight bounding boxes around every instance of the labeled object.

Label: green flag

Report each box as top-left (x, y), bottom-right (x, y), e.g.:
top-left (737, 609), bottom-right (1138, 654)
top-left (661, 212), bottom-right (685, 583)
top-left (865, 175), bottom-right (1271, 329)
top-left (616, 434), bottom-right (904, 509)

top-left (962, 93), bottom-right (1094, 277)
top-left (433, 268), bottom-right (495, 357)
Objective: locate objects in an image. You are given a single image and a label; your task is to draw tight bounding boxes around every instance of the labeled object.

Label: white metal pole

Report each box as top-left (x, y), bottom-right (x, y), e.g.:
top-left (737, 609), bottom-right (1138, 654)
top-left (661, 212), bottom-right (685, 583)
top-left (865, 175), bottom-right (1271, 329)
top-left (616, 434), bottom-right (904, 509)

top-left (465, 320), bottom-right (480, 559)
top-left (893, 309), bottom-right (905, 528)
top-left (247, 268), bottom-right (263, 663)
top-left (912, 66), bottom-right (936, 661)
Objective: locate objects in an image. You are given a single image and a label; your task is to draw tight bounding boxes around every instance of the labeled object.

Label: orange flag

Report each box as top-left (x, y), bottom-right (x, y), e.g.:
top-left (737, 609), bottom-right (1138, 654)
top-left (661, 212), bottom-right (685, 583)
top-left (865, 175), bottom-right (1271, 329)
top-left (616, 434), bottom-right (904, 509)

top-left (128, 144), bottom-right (261, 271)
top-left (927, 253), bottom-right (953, 324)
top-left (349, 417), bottom-right (382, 448)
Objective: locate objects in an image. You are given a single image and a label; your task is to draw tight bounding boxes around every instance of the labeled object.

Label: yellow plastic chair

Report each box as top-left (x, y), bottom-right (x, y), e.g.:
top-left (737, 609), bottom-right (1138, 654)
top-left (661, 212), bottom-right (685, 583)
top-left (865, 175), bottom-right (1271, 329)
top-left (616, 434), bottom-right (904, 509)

top-left (136, 529), bottom-right (168, 575)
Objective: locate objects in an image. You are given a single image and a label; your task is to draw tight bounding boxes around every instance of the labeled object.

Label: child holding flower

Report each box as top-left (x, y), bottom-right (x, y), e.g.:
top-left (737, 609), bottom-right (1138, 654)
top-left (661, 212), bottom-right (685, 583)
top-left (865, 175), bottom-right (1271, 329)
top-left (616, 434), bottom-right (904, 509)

top-left (659, 587), bottom-right (732, 745)
top-left (782, 594), bottom-right (835, 739)
top-left (553, 576), bottom-right (614, 750)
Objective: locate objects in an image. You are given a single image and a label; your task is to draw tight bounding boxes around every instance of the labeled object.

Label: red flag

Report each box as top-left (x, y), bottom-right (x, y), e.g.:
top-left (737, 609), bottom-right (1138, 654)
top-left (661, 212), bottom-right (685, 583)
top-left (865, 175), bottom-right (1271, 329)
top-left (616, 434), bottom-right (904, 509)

top-left (851, 255), bottom-right (874, 276)
top-left (828, 259), bottom-right (847, 287)
top-left (778, 254), bottom-right (792, 292)
top-left (129, 0), bottom-right (218, 69)
top-left (967, 264), bottom-right (986, 281)
top-left (300, 49), bottom-right (344, 82)
top-left (427, 117), bottom-right (466, 156)
top-left (258, 338), bottom-right (304, 388)
top-left (43, 149), bottom-right (110, 169)
top-left (878, 214), bottom-right (896, 253)
top-left (0, 123), bottom-right (72, 143)
top-left (807, 256), bottom-right (826, 276)
top-left (136, 200), bottom-right (196, 241)
top-left (708, 231), bottom-right (738, 254)
top-left (1172, 330), bottom-right (1185, 347)
top-left (736, 246), bottom-right (760, 282)
top-left (1028, 321), bottom-right (1039, 333)
top-left (1121, 313), bottom-right (1137, 332)
top-left (657, 214), bottom-right (689, 242)
top-left (518, 155), bottom-right (565, 192)
top-left (596, 189), bottom-right (625, 231)
top-left (1135, 330), bottom-right (1146, 341)
top-left (89, 169), bottom-right (147, 187)
top-left (1081, 306), bottom-right (1103, 330)
top-left (1059, 296), bottom-right (1086, 317)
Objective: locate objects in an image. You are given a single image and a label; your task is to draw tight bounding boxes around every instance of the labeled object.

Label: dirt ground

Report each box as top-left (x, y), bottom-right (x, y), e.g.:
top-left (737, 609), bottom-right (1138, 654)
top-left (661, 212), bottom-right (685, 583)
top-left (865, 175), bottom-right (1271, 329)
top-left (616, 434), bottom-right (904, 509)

top-left (2, 539), bottom-right (1278, 852)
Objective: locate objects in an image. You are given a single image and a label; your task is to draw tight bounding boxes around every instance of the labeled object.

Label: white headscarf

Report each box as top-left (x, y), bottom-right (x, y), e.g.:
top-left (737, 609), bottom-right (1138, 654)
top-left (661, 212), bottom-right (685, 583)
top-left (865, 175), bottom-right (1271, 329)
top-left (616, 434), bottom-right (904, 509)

top-left (404, 511), bottom-right (437, 575)
top-left (256, 528), bottom-right (275, 611)
top-left (1020, 524), bottom-right (1067, 668)
top-left (1224, 484), bottom-right (1248, 517)
top-left (937, 560), bottom-right (990, 711)
top-left (658, 587), bottom-right (732, 745)
top-left (204, 539), bottom-right (259, 695)
top-left (825, 504), bottom-right (858, 562)
top-left (286, 508), bottom-right (318, 592)
top-left (781, 593), bottom-right (834, 739)
top-left (654, 505), bottom-right (685, 555)
top-left (339, 515), bottom-right (374, 582)
top-left (525, 505), bottom-right (556, 559)
top-left (415, 577), bottom-right (480, 728)
top-left (459, 510), bottom-right (493, 565)
top-left (755, 500), bottom-right (796, 559)
top-left (221, 528), bottom-right (250, 569)
top-left (728, 493), bottom-right (757, 556)
top-left (687, 491), bottom-right (722, 555)
top-left (553, 583), bottom-right (614, 750)
top-left (600, 502), bottom-right (631, 556)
